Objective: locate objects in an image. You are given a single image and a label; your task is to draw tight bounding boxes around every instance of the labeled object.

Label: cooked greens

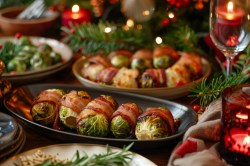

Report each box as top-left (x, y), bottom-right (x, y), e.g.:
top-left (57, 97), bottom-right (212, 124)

top-left (0, 36), bottom-right (62, 73)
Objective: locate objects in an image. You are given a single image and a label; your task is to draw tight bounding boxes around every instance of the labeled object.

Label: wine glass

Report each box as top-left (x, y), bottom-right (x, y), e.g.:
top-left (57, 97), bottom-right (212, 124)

top-left (210, 0), bottom-right (250, 76)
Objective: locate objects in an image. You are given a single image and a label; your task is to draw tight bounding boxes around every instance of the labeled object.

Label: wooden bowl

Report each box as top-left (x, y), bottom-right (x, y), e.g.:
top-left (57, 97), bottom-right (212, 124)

top-left (0, 6), bottom-right (59, 36)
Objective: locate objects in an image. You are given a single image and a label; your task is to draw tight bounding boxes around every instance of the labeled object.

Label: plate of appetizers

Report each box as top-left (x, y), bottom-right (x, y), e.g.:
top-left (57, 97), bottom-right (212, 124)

top-left (4, 84), bottom-right (197, 150)
top-left (72, 47), bottom-right (211, 99)
top-left (0, 36), bottom-right (73, 84)
top-left (1, 143), bottom-right (157, 166)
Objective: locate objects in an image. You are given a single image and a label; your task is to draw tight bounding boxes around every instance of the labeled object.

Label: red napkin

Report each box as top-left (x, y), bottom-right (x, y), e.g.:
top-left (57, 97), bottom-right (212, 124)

top-left (168, 98), bottom-right (230, 166)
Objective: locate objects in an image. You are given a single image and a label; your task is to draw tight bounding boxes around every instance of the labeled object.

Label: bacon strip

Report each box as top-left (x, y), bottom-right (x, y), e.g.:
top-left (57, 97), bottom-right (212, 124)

top-left (82, 95), bottom-right (117, 121)
top-left (139, 107), bottom-right (175, 134)
top-left (60, 90), bottom-right (90, 114)
top-left (144, 69), bottom-right (167, 87)
top-left (112, 103), bottom-right (142, 134)
top-left (96, 67), bottom-right (118, 84)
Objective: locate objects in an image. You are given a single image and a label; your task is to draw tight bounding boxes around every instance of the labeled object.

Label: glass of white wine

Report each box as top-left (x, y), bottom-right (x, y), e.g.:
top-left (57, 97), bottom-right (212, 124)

top-left (210, 0), bottom-right (250, 76)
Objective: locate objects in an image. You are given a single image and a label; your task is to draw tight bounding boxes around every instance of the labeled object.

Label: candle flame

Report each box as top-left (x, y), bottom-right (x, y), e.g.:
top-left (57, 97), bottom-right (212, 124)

top-left (243, 136), bottom-right (250, 145)
top-left (227, 1), bottom-right (234, 13)
top-left (236, 113), bottom-right (248, 120)
top-left (72, 4), bottom-right (80, 13)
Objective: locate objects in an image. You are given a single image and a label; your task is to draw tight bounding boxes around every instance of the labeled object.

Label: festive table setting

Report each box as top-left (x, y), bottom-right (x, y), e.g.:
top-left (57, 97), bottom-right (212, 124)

top-left (0, 0), bottom-right (249, 166)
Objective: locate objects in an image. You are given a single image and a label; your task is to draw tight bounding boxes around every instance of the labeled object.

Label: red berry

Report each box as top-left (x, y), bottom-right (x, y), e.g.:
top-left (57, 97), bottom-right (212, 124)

top-left (15, 33), bottom-right (22, 39)
top-left (70, 29), bottom-right (75, 34)
top-left (192, 104), bottom-right (200, 112)
top-left (161, 18), bottom-right (170, 27)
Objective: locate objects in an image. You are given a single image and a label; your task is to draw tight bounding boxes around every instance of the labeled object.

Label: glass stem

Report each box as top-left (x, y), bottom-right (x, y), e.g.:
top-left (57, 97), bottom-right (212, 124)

top-left (226, 57), bottom-right (233, 77)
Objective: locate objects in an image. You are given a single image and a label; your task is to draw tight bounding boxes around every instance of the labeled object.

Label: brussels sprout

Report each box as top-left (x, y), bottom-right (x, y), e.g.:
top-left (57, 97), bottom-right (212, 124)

top-left (110, 116), bottom-right (131, 138)
top-left (131, 58), bottom-right (152, 72)
top-left (50, 52), bottom-right (62, 64)
top-left (7, 58), bottom-right (27, 72)
top-left (31, 89), bottom-right (65, 126)
top-left (140, 73), bottom-right (154, 88)
top-left (110, 55), bottom-right (130, 68)
top-left (30, 52), bottom-right (52, 70)
top-left (77, 113), bottom-right (109, 137)
top-left (38, 43), bottom-right (53, 54)
top-left (153, 56), bottom-right (171, 69)
top-left (59, 105), bottom-right (78, 129)
top-left (16, 36), bottom-right (33, 46)
top-left (135, 116), bottom-right (171, 140)
top-left (31, 102), bottom-right (56, 126)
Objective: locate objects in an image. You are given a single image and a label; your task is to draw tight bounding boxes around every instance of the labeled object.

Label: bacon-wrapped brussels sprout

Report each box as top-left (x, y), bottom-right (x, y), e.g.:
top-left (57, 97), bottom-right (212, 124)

top-left (108, 50), bottom-right (132, 68)
top-left (111, 103), bottom-right (142, 138)
top-left (59, 90), bottom-right (91, 129)
top-left (96, 67), bottom-right (119, 85)
top-left (30, 52), bottom-right (52, 70)
top-left (81, 64), bottom-right (105, 82)
top-left (76, 95), bottom-right (118, 137)
top-left (135, 107), bottom-right (175, 140)
top-left (140, 69), bottom-right (167, 88)
top-left (153, 46), bottom-right (179, 69)
top-left (131, 49), bottom-right (152, 72)
top-left (30, 89), bottom-right (65, 126)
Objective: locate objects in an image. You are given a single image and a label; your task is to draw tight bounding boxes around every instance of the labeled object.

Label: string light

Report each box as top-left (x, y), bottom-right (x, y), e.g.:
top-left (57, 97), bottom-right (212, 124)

top-left (126, 19), bottom-right (134, 27)
top-left (168, 12), bottom-right (175, 19)
top-left (155, 36), bottom-right (163, 44)
top-left (104, 27), bottom-right (112, 33)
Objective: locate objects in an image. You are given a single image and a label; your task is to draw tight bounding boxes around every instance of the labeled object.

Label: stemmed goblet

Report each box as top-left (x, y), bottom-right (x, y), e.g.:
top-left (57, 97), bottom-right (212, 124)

top-left (210, 0), bottom-right (250, 76)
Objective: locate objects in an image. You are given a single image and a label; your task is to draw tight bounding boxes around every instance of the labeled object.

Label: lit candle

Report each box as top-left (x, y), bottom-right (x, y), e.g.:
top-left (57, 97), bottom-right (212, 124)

top-left (62, 4), bottom-right (91, 27)
top-left (214, 1), bottom-right (246, 46)
top-left (216, 1), bottom-right (245, 21)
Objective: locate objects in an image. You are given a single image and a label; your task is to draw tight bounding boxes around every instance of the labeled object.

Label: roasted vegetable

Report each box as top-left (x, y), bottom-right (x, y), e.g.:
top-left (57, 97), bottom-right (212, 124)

top-left (76, 95), bottom-right (118, 137)
top-left (111, 103), bottom-right (142, 138)
top-left (30, 52), bottom-right (52, 70)
top-left (7, 58), bottom-right (27, 72)
top-left (16, 36), bottom-right (33, 46)
top-left (38, 43), bottom-right (53, 54)
top-left (131, 49), bottom-right (152, 72)
top-left (140, 69), bottom-right (167, 88)
top-left (59, 90), bottom-right (91, 129)
top-left (50, 52), bottom-right (62, 64)
top-left (135, 107), bottom-right (175, 140)
top-left (153, 46), bottom-right (179, 69)
top-left (113, 67), bottom-right (139, 88)
top-left (81, 64), bottom-right (105, 82)
top-left (30, 89), bottom-right (65, 126)
top-left (108, 50), bottom-right (132, 68)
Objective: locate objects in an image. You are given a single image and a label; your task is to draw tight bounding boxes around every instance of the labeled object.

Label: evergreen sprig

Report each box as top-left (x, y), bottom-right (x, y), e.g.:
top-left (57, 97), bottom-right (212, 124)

top-left (62, 22), bottom-right (151, 55)
top-left (189, 45), bottom-right (250, 108)
top-left (162, 25), bottom-right (199, 52)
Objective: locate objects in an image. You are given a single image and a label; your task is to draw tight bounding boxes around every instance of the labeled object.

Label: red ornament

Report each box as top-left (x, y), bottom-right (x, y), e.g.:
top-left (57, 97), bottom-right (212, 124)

top-left (167, 0), bottom-right (190, 8)
top-left (161, 18), bottom-right (170, 27)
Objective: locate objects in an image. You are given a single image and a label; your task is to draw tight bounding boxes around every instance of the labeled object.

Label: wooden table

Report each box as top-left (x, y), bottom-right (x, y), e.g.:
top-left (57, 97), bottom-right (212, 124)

top-left (2, 53), bottom-right (196, 166)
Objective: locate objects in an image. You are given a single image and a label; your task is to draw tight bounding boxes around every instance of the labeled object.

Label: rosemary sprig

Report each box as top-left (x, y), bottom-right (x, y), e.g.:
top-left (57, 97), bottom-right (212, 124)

top-left (38, 143), bottom-right (134, 166)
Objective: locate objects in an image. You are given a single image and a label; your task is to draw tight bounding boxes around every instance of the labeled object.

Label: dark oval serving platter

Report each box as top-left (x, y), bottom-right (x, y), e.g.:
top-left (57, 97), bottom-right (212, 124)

top-left (4, 84), bottom-right (197, 150)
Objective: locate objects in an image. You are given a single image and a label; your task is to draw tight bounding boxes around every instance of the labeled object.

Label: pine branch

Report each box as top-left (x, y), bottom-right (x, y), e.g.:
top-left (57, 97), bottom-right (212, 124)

top-left (189, 45), bottom-right (250, 108)
top-left (62, 22), bottom-right (151, 55)
top-left (162, 25), bottom-right (199, 52)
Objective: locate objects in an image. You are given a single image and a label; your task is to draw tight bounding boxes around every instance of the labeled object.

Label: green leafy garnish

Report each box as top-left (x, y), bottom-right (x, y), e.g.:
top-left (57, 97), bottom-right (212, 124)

top-left (38, 143), bottom-right (134, 166)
